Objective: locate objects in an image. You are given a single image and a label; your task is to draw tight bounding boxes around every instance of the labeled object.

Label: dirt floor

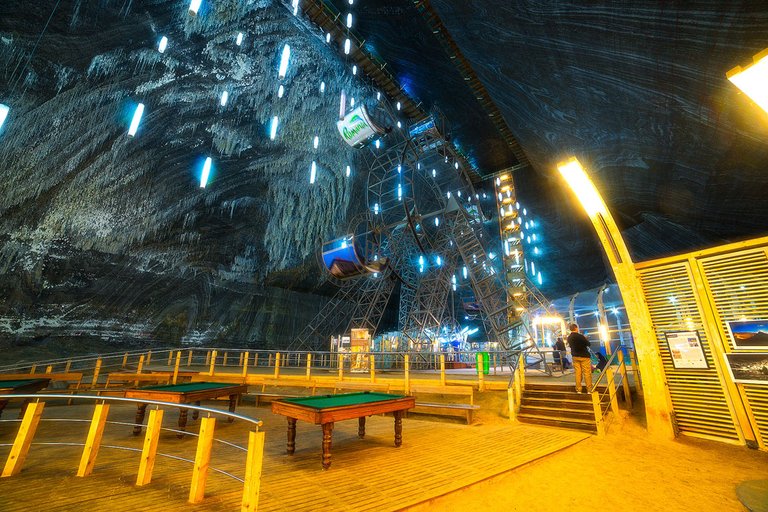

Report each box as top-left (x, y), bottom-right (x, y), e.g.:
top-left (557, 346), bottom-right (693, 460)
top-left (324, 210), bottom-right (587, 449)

top-left (406, 395), bottom-right (768, 512)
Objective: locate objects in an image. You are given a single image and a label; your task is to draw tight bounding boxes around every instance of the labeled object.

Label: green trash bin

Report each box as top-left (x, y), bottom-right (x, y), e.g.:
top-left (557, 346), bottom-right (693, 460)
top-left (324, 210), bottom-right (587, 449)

top-left (476, 352), bottom-right (490, 375)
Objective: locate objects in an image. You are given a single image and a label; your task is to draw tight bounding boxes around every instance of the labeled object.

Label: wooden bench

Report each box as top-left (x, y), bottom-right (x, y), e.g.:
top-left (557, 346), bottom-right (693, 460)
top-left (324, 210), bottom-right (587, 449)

top-left (334, 381), bottom-right (391, 394)
top-left (103, 372), bottom-right (172, 388)
top-left (249, 378), bottom-right (317, 406)
top-left (409, 385), bottom-right (479, 424)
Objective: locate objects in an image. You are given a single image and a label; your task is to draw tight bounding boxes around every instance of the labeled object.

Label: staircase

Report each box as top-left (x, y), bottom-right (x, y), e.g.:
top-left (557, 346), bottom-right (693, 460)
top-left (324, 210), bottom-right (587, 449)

top-left (517, 383), bottom-right (611, 434)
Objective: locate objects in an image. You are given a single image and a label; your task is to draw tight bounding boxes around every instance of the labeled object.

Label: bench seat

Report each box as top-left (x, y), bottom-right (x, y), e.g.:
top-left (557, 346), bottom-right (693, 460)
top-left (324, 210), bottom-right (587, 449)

top-left (409, 385), bottom-right (479, 424)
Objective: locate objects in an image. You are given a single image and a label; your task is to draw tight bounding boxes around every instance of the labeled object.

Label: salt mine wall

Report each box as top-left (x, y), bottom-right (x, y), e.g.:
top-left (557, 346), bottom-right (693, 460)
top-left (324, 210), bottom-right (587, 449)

top-left (0, 0), bottom-right (373, 356)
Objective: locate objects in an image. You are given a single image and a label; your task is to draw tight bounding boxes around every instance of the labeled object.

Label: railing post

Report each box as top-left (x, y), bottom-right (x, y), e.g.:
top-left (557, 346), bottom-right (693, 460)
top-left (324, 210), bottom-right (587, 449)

top-left (122, 353), bottom-right (128, 369)
top-left (591, 391), bottom-right (606, 436)
top-left (370, 355), bottom-right (376, 383)
top-left (242, 352), bottom-right (250, 380)
top-left (440, 355), bottom-right (446, 386)
top-left (606, 367), bottom-right (619, 414)
top-left (274, 353), bottom-right (281, 378)
top-left (45, 365), bottom-right (53, 374)
top-left (146, 351), bottom-right (152, 365)
top-left (205, 351), bottom-right (211, 366)
top-left (239, 352), bottom-right (244, 367)
top-left (507, 386), bottom-right (517, 422)
top-left (2, 401), bottom-right (45, 477)
top-left (136, 409), bottom-right (164, 486)
top-left (65, 360), bottom-right (72, 373)
top-left (188, 350), bottom-right (193, 367)
top-left (477, 353), bottom-right (485, 392)
top-left (172, 351), bottom-right (182, 385)
top-left (241, 430), bottom-right (266, 512)
top-left (337, 354), bottom-right (344, 382)
top-left (518, 353), bottom-right (526, 389)
top-left (29, 364), bottom-right (37, 374)
top-left (77, 403), bottom-right (110, 477)
top-left (617, 352), bottom-right (633, 408)
top-left (167, 351), bottom-right (173, 366)
top-left (223, 352), bottom-right (229, 368)
top-left (268, 354), bottom-right (273, 368)
top-left (493, 353), bottom-right (498, 375)
top-left (137, 355), bottom-right (145, 374)
top-left (209, 350), bottom-right (217, 376)
top-left (188, 417), bottom-right (216, 504)
top-left (404, 354), bottom-right (410, 394)
top-left (306, 353), bottom-right (312, 380)
top-left (253, 353), bottom-right (258, 367)
top-left (91, 358), bottom-right (102, 388)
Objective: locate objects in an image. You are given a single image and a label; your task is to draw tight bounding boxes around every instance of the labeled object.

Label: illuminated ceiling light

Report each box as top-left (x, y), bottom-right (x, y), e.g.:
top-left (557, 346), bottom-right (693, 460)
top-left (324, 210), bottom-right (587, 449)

top-left (278, 44), bottom-right (291, 78)
top-left (435, 217), bottom-right (439, 227)
top-left (374, 203), bottom-right (379, 214)
top-left (313, 136), bottom-right (319, 149)
top-left (326, 33), bottom-right (331, 43)
top-left (277, 85), bottom-right (284, 98)
top-left (189, 0), bottom-right (202, 15)
top-left (236, 32), bottom-right (243, 46)
top-left (350, 97), bottom-right (355, 106)
top-left (344, 39), bottom-right (351, 55)
top-left (158, 36), bottom-right (168, 53)
top-left (436, 255), bottom-right (442, 266)
top-left (496, 177), bottom-right (500, 186)
top-left (375, 139), bottom-right (380, 149)
top-left (377, 92), bottom-right (381, 100)
top-left (200, 157), bottom-right (212, 188)
top-left (397, 165), bottom-right (402, 173)
top-left (556, 157), bottom-right (607, 218)
top-left (515, 201), bottom-right (520, 209)
top-left (352, 65), bottom-right (357, 75)
top-left (396, 101), bottom-right (401, 110)
top-left (0, 103), bottom-right (10, 132)
top-left (727, 48), bottom-right (768, 114)
top-left (346, 13), bottom-right (353, 28)
top-left (269, 116), bottom-right (279, 140)
top-left (320, 81), bottom-right (325, 93)
top-left (397, 121), bottom-right (401, 128)
top-left (310, 161), bottom-right (317, 184)
top-left (128, 103), bottom-right (144, 136)
top-left (432, 169), bottom-right (436, 177)
top-left (346, 165), bottom-right (351, 177)
top-left (292, 0), bottom-right (299, 15)
top-left (220, 90), bottom-right (229, 106)
top-left (454, 162), bottom-right (459, 169)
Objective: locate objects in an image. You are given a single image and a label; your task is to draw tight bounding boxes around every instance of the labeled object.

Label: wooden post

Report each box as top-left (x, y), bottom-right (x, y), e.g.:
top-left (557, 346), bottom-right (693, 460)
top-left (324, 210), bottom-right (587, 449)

top-left (45, 365), bottom-right (53, 374)
top-left (205, 351), bottom-right (211, 366)
top-left (507, 387), bottom-right (516, 422)
top-left (337, 354), bottom-right (344, 382)
top-left (591, 391), bottom-right (606, 436)
top-left (223, 352), bottom-right (228, 368)
top-left (493, 353), bottom-right (498, 375)
top-left (122, 353), bottom-right (128, 368)
top-left (209, 350), bottom-right (217, 376)
top-left (439, 355), bottom-right (446, 386)
top-left (167, 351), bottom-right (173, 366)
top-left (242, 352), bottom-right (250, 379)
top-left (77, 403), bottom-right (110, 477)
top-left (370, 355), bottom-right (376, 383)
top-left (518, 353), bottom-right (526, 389)
top-left (239, 352), bottom-right (244, 367)
top-left (253, 353), bottom-right (258, 367)
top-left (65, 360), bottom-right (72, 373)
top-left (404, 354), bottom-right (410, 394)
top-left (617, 351), bottom-right (633, 408)
top-left (268, 354), bottom-right (273, 367)
top-left (29, 364), bottom-right (37, 374)
top-left (136, 409), bottom-right (164, 486)
top-left (188, 350), bottom-right (193, 367)
top-left (188, 417), bottom-right (216, 504)
top-left (477, 353), bottom-right (485, 392)
top-left (2, 402), bottom-right (45, 477)
top-left (274, 353), bottom-right (281, 378)
top-left (172, 351), bottom-right (182, 385)
top-left (305, 353), bottom-right (312, 380)
top-left (240, 430), bottom-right (266, 512)
top-left (514, 366), bottom-right (522, 404)
top-left (606, 367), bottom-right (620, 414)
top-left (137, 355), bottom-right (145, 374)
top-left (146, 351), bottom-right (152, 365)
top-left (91, 358), bottom-right (102, 388)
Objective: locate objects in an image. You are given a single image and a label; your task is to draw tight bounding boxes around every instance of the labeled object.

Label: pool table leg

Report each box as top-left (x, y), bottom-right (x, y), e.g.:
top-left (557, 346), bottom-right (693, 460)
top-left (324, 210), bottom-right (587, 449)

top-left (133, 403), bottom-right (147, 435)
top-left (286, 417), bottom-right (297, 455)
top-left (228, 394), bottom-right (237, 422)
top-left (358, 416), bottom-right (366, 439)
top-left (393, 411), bottom-right (403, 447)
top-left (192, 401), bottom-right (200, 420)
top-left (177, 408), bottom-right (188, 438)
top-left (322, 422), bottom-right (334, 470)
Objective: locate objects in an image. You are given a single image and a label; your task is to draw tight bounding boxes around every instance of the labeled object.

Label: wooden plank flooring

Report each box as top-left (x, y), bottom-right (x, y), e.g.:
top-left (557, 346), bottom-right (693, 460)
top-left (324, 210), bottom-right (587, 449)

top-left (0, 400), bottom-right (587, 511)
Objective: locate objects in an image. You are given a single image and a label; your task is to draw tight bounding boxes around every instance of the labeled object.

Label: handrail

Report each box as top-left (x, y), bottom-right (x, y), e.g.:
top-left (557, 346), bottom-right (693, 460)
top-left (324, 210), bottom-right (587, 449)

top-left (589, 349), bottom-right (622, 394)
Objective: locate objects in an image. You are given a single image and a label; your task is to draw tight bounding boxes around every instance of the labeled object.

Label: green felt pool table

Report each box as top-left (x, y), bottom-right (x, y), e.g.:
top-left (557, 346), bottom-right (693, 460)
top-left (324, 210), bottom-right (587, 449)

top-left (0, 377), bottom-right (51, 418)
top-left (124, 381), bottom-right (248, 436)
top-left (271, 391), bottom-right (416, 469)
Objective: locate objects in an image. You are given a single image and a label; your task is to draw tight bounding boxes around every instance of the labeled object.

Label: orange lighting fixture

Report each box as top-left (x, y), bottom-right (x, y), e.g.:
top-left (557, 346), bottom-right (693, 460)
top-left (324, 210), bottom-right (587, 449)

top-left (727, 48), bottom-right (768, 115)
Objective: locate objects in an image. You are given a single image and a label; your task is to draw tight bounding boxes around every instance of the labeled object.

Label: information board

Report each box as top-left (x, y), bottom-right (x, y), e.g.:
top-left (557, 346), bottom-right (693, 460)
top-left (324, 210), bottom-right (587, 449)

top-left (664, 331), bottom-right (709, 369)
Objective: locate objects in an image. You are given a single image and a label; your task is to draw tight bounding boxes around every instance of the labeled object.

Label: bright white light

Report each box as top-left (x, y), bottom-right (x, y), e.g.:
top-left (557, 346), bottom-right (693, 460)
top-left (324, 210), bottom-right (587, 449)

top-left (728, 48), bottom-right (768, 114)
top-left (463, 266), bottom-right (468, 279)
top-left (189, 0), bottom-right (202, 14)
top-left (0, 104), bottom-right (10, 131)
top-left (457, 190), bottom-right (462, 197)
top-left (435, 217), bottom-right (440, 227)
top-left (200, 157), bottom-right (212, 188)
top-left (375, 139), bottom-right (380, 149)
top-left (531, 261), bottom-right (536, 275)
top-left (350, 97), bottom-right (355, 106)
top-left (436, 255), bottom-right (442, 266)
top-left (310, 161), bottom-right (317, 184)
top-left (292, 0), bottom-right (299, 15)
top-left (352, 65), bottom-right (357, 75)
top-left (346, 165), bottom-right (351, 177)
top-left (534, 247), bottom-right (539, 255)
top-left (128, 103), bottom-right (144, 136)
top-left (236, 33), bottom-right (243, 46)
top-left (158, 36), bottom-right (168, 53)
top-left (374, 203), bottom-right (379, 214)
top-left (397, 165), bottom-right (402, 173)
top-left (346, 13), bottom-right (352, 28)
top-left (344, 39), bottom-right (351, 55)
top-left (523, 208), bottom-right (527, 215)
top-left (446, 192), bottom-right (451, 198)
top-left (313, 136), bottom-right (319, 149)
top-left (396, 102), bottom-right (401, 110)
top-left (278, 44), bottom-right (291, 78)
top-left (556, 157), bottom-right (607, 218)
top-left (269, 116), bottom-right (279, 140)
top-left (538, 272), bottom-right (543, 285)
top-left (397, 183), bottom-right (402, 200)
top-left (432, 169), bottom-right (436, 177)
top-left (320, 81), bottom-right (325, 93)
top-left (516, 202), bottom-right (520, 209)
top-left (377, 92), bottom-right (381, 100)
top-left (397, 121), bottom-right (401, 128)
top-left (220, 90), bottom-right (229, 106)
top-left (278, 85), bottom-right (284, 98)
top-left (454, 162), bottom-right (459, 169)
top-left (496, 178), bottom-right (500, 186)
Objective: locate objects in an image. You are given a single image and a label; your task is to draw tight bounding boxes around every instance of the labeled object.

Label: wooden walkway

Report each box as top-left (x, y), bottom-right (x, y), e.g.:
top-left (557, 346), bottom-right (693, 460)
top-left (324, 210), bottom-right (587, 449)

top-left (0, 400), bottom-right (588, 511)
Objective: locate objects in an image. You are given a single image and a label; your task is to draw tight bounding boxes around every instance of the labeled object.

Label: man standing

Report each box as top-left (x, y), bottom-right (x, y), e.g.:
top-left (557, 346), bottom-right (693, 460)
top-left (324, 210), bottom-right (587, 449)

top-left (567, 323), bottom-right (592, 393)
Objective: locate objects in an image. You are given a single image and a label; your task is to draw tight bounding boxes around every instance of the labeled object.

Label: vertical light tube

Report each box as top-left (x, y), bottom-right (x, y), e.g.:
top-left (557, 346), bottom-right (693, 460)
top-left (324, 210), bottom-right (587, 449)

top-left (269, 116), bottom-right (279, 140)
top-left (128, 103), bottom-right (145, 137)
top-left (0, 104), bottom-right (9, 131)
top-left (309, 161), bottom-right (317, 184)
top-left (236, 33), bottom-right (243, 46)
top-left (158, 36), bottom-right (168, 53)
top-left (220, 90), bottom-right (229, 106)
top-left (345, 165), bottom-right (351, 177)
top-left (189, 0), bottom-right (202, 14)
top-left (200, 157), bottom-right (212, 188)
top-left (344, 39), bottom-right (351, 55)
top-left (278, 44), bottom-right (291, 79)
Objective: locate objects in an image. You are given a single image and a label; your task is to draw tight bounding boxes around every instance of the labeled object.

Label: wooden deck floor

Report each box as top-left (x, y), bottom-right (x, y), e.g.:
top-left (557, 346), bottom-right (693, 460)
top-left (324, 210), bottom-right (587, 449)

top-left (0, 400), bottom-right (588, 511)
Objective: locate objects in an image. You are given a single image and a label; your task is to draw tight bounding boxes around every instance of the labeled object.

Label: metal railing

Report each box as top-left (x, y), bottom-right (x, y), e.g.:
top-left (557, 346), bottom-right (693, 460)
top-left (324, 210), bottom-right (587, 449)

top-left (588, 349), bottom-right (634, 435)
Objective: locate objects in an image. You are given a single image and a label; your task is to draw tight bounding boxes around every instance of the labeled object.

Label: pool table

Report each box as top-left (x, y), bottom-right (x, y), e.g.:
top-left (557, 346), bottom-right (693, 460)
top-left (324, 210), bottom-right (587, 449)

top-left (272, 392), bottom-right (415, 469)
top-left (124, 381), bottom-right (248, 436)
top-left (0, 377), bottom-right (51, 418)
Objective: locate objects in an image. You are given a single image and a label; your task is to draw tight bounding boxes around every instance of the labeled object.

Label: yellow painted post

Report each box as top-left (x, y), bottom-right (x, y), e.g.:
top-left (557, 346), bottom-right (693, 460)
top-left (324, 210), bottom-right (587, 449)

top-left (146, 351), bottom-right (152, 365)
top-left (136, 409), bottom-right (164, 486)
top-left (305, 353), bottom-right (312, 380)
top-left (518, 353), bottom-right (526, 389)
top-left (137, 355), bottom-right (145, 374)
top-left (209, 350), bottom-right (217, 376)
top-left (2, 402), bottom-right (45, 477)
top-left (91, 358), bottom-right (102, 388)
top-left (440, 355), bottom-right (446, 386)
top-left (507, 387), bottom-right (516, 422)
top-left (253, 353), bottom-right (258, 367)
top-left (122, 353), bottom-right (128, 368)
top-left (167, 351), bottom-right (173, 366)
top-left (370, 355), bottom-right (376, 383)
top-left (29, 364), bottom-right (36, 374)
top-left (617, 351), bottom-right (633, 408)
top-left (337, 354), bottom-right (344, 382)
top-left (188, 417), bottom-right (216, 504)
top-left (242, 352), bottom-right (250, 379)
top-left (188, 350), bottom-right (193, 367)
top-left (205, 351), bottom-right (211, 366)
top-left (172, 351), bottom-right (182, 385)
top-left (606, 367), bottom-right (619, 413)
top-left (45, 365), bottom-right (53, 374)
top-left (591, 391), bottom-right (606, 436)
top-left (240, 430), bottom-right (266, 512)
top-left (477, 353), bottom-right (485, 392)
top-left (274, 353), bottom-right (281, 378)
top-left (239, 352), bottom-right (244, 367)
top-left (268, 354), bottom-right (273, 367)
top-left (404, 354), bottom-right (410, 394)
top-left (77, 403), bottom-right (110, 477)
top-left (223, 352), bottom-right (229, 367)
top-left (65, 360), bottom-right (72, 373)
top-left (514, 366), bottom-right (522, 403)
